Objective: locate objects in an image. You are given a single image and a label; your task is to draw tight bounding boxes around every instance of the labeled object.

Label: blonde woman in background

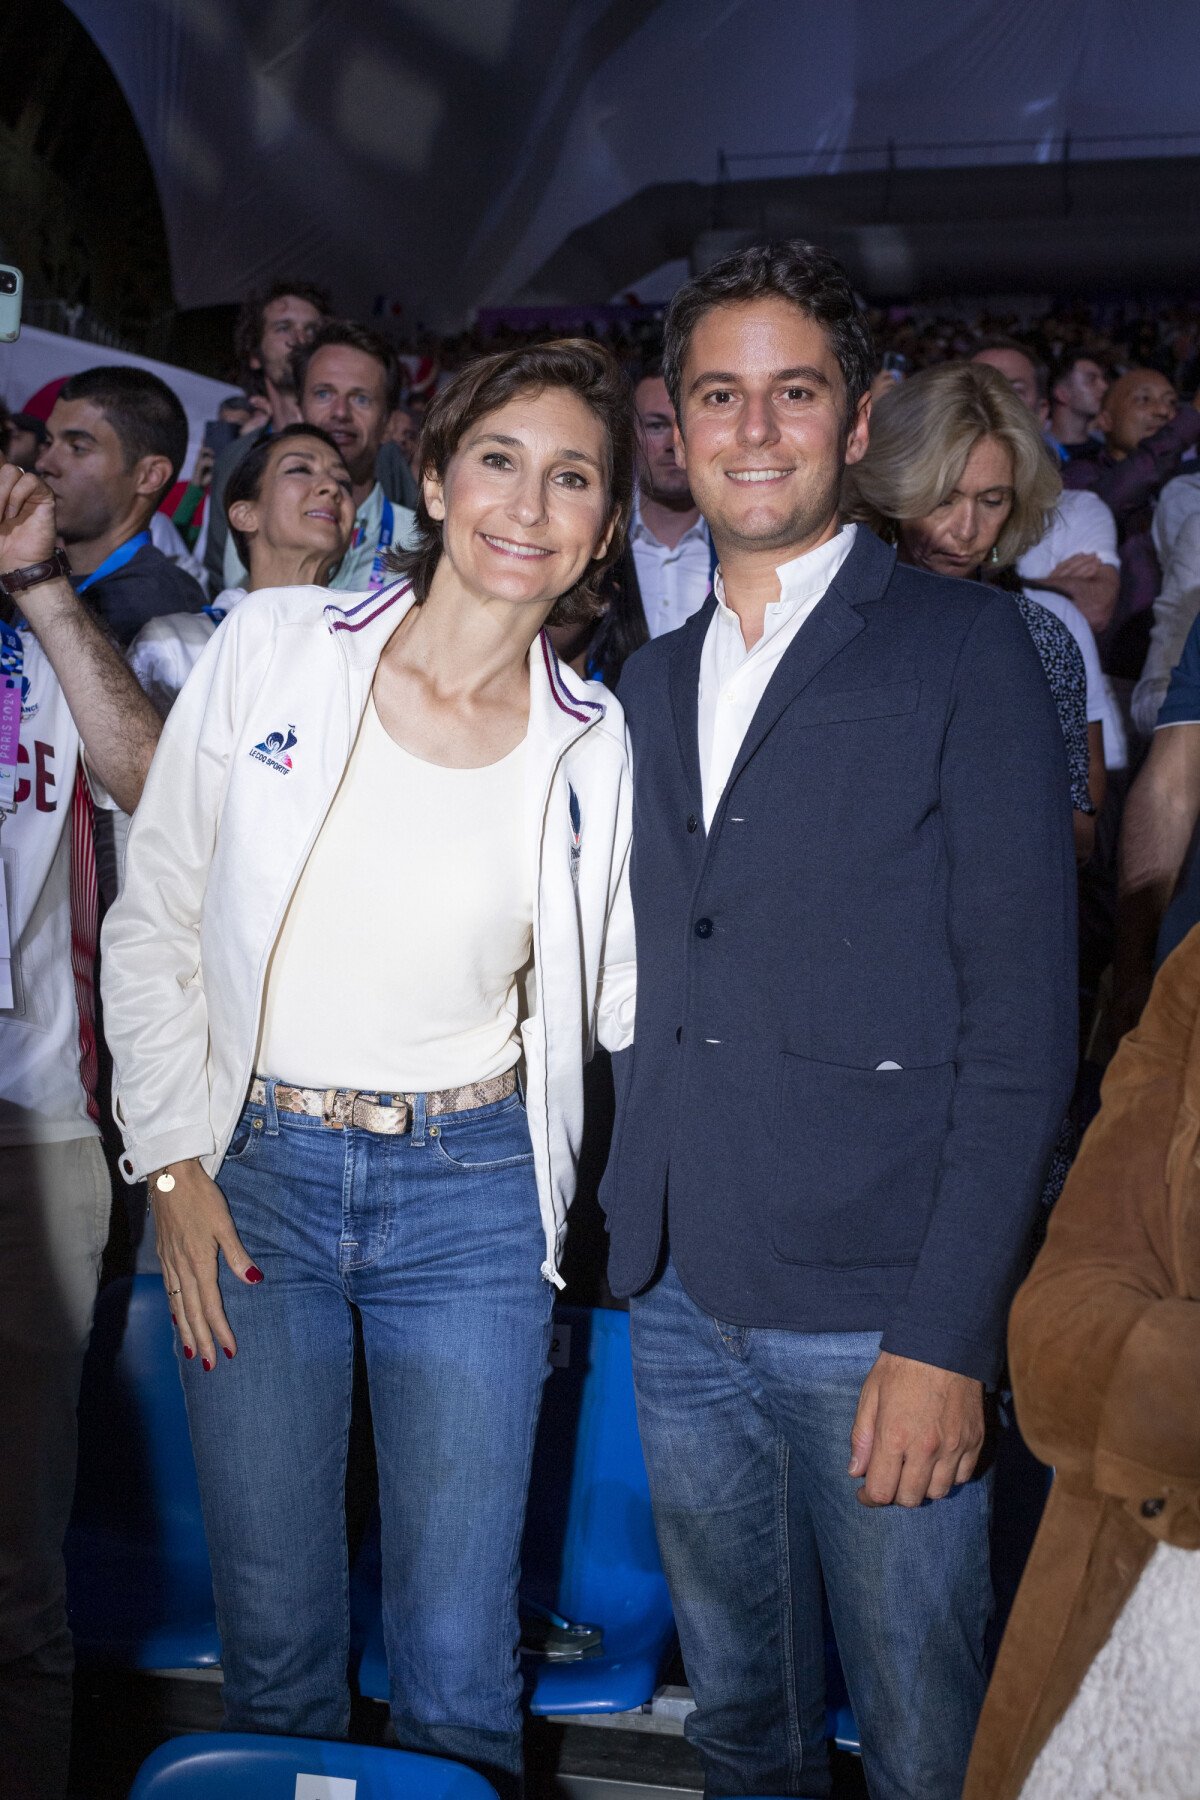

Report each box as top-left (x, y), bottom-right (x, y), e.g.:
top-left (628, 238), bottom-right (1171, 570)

top-left (843, 360), bottom-right (1101, 861)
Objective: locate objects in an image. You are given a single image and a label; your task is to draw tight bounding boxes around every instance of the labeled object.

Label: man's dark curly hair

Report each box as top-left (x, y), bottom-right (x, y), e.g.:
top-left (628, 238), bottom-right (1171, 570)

top-left (233, 280), bottom-right (331, 391)
top-left (662, 239), bottom-right (875, 426)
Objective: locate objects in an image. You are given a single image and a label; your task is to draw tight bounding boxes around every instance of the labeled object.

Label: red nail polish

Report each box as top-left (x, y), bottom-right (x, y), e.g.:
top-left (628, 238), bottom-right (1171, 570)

top-left (224, 1347), bottom-right (234, 1360)
top-left (246, 1265), bottom-right (264, 1284)
top-left (202, 1357), bottom-right (213, 1372)
top-left (183, 1345), bottom-right (194, 1360)
top-left (170, 1313), bottom-right (176, 1325)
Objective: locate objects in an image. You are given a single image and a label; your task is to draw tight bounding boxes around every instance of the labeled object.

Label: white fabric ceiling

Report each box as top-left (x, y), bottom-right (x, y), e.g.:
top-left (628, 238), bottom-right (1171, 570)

top-left (67, 0), bottom-right (1200, 327)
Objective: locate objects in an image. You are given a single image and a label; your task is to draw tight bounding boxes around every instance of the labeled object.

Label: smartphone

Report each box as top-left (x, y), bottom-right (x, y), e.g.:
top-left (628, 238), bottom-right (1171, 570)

top-left (202, 418), bottom-right (239, 457)
top-left (0, 267), bottom-right (22, 344)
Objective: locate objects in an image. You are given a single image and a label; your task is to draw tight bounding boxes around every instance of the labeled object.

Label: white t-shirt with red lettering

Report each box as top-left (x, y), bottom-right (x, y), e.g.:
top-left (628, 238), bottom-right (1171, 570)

top-left (0, 626), bottom-right (100, 1147)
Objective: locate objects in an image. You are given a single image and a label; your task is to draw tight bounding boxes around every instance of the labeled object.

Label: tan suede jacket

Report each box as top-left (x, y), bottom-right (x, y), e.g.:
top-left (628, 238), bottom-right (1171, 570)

top-left (965, 923), bottom-right (1200, 1800)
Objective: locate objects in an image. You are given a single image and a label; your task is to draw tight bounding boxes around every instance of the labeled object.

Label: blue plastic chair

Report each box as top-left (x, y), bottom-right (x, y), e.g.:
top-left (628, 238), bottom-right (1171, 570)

top-left (129, 1734), bottom-right (499, 1799)
top-left (65, 1274), bottom-right (219, 1669)
top-left (352, 1306), bottom-right (676, 1716)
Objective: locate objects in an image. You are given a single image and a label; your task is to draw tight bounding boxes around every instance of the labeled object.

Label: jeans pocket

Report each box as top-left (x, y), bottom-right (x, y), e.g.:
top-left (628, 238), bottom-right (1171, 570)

top-left (769, 1053), bottom-right (955, 1268)
top-left (220, 1110), bottom-right (263, 1167)
top-left (431, 1099), bottom-right (535, 1172)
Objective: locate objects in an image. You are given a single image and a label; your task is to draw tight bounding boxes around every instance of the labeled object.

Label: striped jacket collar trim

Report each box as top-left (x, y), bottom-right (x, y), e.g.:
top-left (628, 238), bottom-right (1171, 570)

top-left (539, 630), bottom-right (605, 724)
top-left (323, 577), bottom-right (412, 636)
top-left (322, 581), bottom-right (606, 729)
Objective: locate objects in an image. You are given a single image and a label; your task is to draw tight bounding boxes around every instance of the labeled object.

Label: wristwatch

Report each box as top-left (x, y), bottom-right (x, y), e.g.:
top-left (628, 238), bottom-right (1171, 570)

top-left (0, 548), bottom-right (72, 602)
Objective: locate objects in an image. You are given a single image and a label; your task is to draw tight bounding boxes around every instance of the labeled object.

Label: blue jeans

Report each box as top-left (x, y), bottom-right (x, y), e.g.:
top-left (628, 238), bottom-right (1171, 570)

top-left (181, 1083), bottom-right (553, 1790)
top-left (629, 1260), bottom-right (992, 1800)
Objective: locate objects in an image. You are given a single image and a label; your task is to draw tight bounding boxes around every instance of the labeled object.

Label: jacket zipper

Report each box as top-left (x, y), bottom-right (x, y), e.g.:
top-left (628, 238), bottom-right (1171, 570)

top-left (531, 717), bottom-right (596, 1287)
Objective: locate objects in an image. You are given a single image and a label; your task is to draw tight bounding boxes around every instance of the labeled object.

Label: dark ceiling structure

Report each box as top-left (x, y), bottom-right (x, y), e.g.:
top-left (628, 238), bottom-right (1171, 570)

top-left (65, 0), bottom-right (1200, 328)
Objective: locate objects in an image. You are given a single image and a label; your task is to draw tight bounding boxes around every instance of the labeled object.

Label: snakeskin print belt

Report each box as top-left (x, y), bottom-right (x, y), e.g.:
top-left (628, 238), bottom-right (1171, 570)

top-left (247, 1068), bottom-right (517, 1136)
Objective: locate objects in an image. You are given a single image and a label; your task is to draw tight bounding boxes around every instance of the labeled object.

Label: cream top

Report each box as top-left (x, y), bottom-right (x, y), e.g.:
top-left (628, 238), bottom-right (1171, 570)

top-left (256, 696), bottom-right (532, 1091)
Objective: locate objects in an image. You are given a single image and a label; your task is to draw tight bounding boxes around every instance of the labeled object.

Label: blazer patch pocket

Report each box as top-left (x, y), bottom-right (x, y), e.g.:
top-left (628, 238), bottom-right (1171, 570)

top-left (795, 680), bottom-right (920, 728)
top-left (769, 1052), bottom-right (953, 1268)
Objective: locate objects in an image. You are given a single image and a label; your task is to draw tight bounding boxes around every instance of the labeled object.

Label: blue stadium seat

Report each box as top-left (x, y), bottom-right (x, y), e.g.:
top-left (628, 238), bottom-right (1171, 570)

top-left (129, 1733), bottom-right (499, 1799)
top-left (65, 1274), bottom-right (219, 1669)
top-left (352, 1306), bottom-right (677, 1716)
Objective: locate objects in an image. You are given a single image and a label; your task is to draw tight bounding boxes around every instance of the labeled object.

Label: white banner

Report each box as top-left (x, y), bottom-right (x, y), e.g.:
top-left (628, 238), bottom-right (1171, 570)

top-left (0, 325), bottom-right (236, 476)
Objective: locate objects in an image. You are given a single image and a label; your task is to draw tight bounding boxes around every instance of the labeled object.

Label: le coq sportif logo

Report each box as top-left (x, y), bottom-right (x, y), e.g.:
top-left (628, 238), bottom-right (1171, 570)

top-left (249, 724), bottom-right (298, 773)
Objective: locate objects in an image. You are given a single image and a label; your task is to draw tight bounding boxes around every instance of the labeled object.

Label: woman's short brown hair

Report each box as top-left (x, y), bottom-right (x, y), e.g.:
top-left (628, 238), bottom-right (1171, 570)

top-left (841, 360), bottom-right (1062, 568)
top-left (390, 338), bottom-right (637, 627)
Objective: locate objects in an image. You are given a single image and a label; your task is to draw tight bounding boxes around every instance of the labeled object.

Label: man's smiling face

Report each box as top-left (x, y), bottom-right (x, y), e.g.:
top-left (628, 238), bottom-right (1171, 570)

top-left (674, 296), bottom-right (869, 557)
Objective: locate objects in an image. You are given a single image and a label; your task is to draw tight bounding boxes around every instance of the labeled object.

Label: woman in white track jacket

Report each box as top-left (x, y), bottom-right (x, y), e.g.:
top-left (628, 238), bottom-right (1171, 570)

top-left (100, 341), bottom-right (638, 1784)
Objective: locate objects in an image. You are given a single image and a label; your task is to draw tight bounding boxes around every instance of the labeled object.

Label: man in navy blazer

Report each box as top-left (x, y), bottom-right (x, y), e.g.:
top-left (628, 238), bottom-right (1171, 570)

top-left (602, 243), bottom-right (1077, 1800)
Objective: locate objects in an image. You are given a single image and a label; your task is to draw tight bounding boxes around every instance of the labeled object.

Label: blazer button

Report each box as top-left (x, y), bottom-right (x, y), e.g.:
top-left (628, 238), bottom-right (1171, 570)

top-left (694, 917), bottom-right (713, 939)
top-left (1141, 1497), bottom-right (1165, 1519)
top-left (687, 813), bottom-right (699, 833)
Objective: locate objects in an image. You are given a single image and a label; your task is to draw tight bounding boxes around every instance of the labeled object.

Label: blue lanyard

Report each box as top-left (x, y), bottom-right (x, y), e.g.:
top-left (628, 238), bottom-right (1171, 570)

top-left (76, 531), bottom-right (151, 595)
top-left (0, 620), bottom-right (25, 814)
top-left (368, 498), bottom-right (395, 593)
top-left (707, 524), bottom-right (718, 586)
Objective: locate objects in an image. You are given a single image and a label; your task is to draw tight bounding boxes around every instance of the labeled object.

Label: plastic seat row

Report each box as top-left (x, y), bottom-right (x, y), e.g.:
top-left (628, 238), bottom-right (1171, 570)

top-left (130, 1733), bottom-right (500, 1799)
top-left (66, 1277), bottom-right (677, 1716)
top-left (66, 1276), bottom-right (867, 1749)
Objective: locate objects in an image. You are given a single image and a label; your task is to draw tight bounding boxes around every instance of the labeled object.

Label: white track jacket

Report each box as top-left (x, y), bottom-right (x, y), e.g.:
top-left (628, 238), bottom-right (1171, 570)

top-left (100, 580), bottom-right (637, 1287)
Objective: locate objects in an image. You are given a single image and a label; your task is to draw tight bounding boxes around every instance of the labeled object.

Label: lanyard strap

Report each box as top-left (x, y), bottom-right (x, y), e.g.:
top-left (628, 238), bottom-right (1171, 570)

top-left (368, 498), bottom-right (396, 593)
top-left (0, 620), bottom-right (25, 815)
top-left (76, 530), bottom-right (151, 595)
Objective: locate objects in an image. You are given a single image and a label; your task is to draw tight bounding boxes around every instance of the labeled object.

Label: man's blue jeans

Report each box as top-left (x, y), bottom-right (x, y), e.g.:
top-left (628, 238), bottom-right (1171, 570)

top-left (630, 1260), bottom-right (992, 1800)
top-left (180, 1083), bottom-right (553, 1791)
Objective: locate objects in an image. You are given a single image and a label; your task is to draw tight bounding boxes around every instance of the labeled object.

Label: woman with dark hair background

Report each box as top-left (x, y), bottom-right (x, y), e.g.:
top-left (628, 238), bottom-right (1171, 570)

top-left (126, 422), bottom-right (354, 712)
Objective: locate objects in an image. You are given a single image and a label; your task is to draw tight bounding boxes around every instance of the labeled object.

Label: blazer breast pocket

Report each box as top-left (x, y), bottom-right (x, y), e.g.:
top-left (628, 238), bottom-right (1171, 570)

top-left (795, 679), bottom-right (920, 729)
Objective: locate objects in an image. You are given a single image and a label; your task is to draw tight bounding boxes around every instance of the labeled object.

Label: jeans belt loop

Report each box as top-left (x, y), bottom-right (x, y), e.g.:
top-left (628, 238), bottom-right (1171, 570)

top-left (410, 1090), bottom-right (427, 1147)
top-left (263, 1077), bottom-right (280, 1135)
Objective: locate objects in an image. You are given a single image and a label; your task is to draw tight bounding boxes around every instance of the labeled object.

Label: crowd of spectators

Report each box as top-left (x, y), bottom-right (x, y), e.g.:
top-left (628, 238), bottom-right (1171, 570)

top-left (4, 262), bottom-right (1200, 1799)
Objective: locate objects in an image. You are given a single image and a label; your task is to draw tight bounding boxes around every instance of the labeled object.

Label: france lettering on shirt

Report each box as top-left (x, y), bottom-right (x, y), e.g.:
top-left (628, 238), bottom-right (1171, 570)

top-left (14, 739), bottom-right (58, 813)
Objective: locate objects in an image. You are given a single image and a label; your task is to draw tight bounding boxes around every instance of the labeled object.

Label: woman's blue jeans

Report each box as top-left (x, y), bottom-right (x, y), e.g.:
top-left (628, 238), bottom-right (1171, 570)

top-left (179, 1082), bottom-right (553, 1789)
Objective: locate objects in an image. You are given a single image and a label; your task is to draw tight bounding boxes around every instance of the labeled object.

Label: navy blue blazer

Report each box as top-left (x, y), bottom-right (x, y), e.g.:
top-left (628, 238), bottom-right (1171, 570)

top-left (600, 527), bottom-right (1078, 1385)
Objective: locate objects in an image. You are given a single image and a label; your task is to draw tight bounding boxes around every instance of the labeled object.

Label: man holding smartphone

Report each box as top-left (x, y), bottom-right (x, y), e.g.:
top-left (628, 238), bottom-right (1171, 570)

top-left (0, 458), bottom-right (162, 1800)
top-left (202, 281), bottom-right (331, 591)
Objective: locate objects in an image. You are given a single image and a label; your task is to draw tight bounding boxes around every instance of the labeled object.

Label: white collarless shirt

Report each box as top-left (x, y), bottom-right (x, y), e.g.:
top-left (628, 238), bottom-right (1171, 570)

top-left (698, 524), bottom-right (857, 828)
top-left (629, 499), bottom-right (713, 639)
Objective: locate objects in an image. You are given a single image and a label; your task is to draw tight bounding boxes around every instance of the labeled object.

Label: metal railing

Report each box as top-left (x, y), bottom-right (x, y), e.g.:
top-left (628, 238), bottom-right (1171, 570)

top-left (716, 129), bottom-right (1200, 182)
top-left (20, 297), bottom-right (135, 352)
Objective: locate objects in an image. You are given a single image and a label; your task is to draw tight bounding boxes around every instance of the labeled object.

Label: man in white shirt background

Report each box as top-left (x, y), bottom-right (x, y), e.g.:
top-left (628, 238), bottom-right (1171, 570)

top-left (627, 360), bottom-right (713, 639)
top-left (971, 341), bottom-right (1121, 645)
top-left (971, 340), bottom-right (1125, 772)
top-left (0, 458), bottom-right (162, 1800)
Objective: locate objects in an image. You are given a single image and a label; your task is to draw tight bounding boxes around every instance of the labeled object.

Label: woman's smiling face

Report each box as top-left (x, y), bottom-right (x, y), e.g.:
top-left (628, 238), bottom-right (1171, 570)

top-left (232, 433), bottom-right (355, 572)
top-left (424, 386), bottom-right (616, 613)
